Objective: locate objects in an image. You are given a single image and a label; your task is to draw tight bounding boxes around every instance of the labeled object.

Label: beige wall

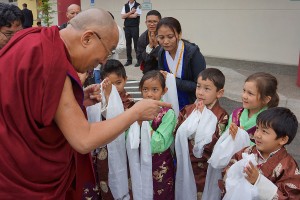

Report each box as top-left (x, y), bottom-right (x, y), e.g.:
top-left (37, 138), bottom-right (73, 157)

top-left (81, 0), bottom-right (300, 65)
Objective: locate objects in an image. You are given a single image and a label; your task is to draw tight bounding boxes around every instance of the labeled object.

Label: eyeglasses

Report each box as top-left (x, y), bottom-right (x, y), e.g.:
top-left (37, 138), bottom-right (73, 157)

top-left (93, 31), bottom-right (114, 59)
top-left (146, 20), bottom-right (159, 25)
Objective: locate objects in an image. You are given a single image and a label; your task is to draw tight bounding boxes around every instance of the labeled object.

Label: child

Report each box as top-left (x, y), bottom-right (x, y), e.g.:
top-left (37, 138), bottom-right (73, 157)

top-left (227, 72), bottom-right (279, 143)
top-left (175, 68), bottom-right (229, 199)
top-left (100, 59), bottom-right (135, 110)
top-left (223, 107), bottom-right (300, 199)
top-left (93, 59), bottom-right (135, 199)
top-left (136, 70), bottom-right (176, 199)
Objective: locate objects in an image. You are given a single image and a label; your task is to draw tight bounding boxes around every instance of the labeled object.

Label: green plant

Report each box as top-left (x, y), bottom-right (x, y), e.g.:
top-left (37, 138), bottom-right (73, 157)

top-left (38, 0), bottom-right (57, 27)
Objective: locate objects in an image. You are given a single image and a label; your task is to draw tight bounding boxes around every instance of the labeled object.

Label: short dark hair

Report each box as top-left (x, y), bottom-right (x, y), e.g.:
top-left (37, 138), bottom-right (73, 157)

top-left (198, 68), bottom-right (225, 91)
top-left (257, 107), bottom-right (298, 145)
top-left (156, 17), bottom-right (181, 36)
top-left (139, 70), bottom-right (165, 90)
top-left (146, 10), bottom-right (161, 19)
top-left (100, 59), bottom-right (127, 80)
top-left (22, 3), bottom-right (27, 8)
top-left (0, 3), bottom-right (24, 28)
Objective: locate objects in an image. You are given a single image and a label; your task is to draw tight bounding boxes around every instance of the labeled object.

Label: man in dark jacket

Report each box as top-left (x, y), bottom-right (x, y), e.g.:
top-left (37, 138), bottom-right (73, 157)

top-left (136, 10), bottom-right (161, 74)
top-left (21, 3), bottom-right (33, 28)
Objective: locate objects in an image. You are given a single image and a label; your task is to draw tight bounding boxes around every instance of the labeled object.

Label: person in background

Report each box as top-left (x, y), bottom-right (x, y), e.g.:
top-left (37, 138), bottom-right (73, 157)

top-left (121, 0), bottom-right (142, 67)
top-left (0, 8), bottom-right (170, 199)
top-left (0, 2), bottom-right (23, 49)
top-left (157, 17), bottom-right (206, 110)
top-left (59, 4), bottom-right (81, 30)
top-left (21, 3), bottom-right (33, 28)
top-left (137, 10), bottom-right (162, 74)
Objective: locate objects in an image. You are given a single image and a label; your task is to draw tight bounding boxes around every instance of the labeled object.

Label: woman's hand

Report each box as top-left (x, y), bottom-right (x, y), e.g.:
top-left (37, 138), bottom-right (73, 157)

top-left (159, 70), bottom-right (168, 80)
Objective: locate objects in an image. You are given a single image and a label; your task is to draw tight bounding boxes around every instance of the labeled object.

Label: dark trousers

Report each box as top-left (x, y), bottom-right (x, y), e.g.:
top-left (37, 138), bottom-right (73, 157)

top-left (124, 26), bottom-right (139, 62)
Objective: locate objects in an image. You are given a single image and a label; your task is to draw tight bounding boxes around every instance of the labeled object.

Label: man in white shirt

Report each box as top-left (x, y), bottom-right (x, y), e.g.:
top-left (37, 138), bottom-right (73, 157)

top-left (121, 0), bottom-right (142, 67)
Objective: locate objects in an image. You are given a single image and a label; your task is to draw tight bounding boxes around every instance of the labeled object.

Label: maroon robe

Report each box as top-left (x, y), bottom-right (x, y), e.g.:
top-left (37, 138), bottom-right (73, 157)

top-left (92, 90), bottom-right (134, 199)
top-left (175, 100), bottom-right (228, 197)
top-left (223, 146), bottom-right (300, 199)
top-left (0, 27), bottom-right (94, 199)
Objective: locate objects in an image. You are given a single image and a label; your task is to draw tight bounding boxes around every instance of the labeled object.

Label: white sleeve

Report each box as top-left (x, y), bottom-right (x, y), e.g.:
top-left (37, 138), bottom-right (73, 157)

top-left (121, 6), bottom-right (126, 14)
top-left (254, 173), bottom-right (278, 200)
top-left (136, 5), bottom-right (142, 15)
top-left (115, 26), bottom-right (126, 54)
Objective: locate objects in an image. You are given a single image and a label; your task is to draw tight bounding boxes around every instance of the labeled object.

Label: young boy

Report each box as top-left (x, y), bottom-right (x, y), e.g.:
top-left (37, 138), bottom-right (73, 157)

top-left (93, 59), bottom-right (135, 199)
top-left (175, 68), bottom-right (229, 198)
top-left (223, 107), bottom-right (300, 199)
top-left (100, 59), bottom-right (135, 110)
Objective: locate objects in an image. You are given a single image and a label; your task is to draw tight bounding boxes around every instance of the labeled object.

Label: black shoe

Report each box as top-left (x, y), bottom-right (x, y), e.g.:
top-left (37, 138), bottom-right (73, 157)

top-left (124, 61), bottom-right (132, 66)
top-left (134, 63), bottom-right (140, 67)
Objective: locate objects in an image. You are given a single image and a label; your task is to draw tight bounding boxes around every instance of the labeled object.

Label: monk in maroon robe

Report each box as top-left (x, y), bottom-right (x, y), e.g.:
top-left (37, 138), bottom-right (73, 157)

top-left (0, 8), bottom-right (170, 199)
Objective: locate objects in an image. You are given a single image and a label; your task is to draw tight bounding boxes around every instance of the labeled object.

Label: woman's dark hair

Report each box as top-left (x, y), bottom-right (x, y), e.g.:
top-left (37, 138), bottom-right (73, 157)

top-left (139, 70), bottom-right (166, 90)
top-left (0, 3), bottom-right (24, 28)
top-left (257, 107), bottom-right (298, 144)
top-left (156, 17), bottom-right (181, 36)
top-left (245, 72), bottom-right (279, 108)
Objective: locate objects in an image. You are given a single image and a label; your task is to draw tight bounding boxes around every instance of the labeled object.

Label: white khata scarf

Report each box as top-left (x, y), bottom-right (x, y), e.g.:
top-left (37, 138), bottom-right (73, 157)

top-left (162, 73), bottom-right (179, 117)
top-left (202, 128), bottom-right (250, 200)
top-left (175, 107), bottom-right (217, 200)
top-left (126, 121), bottom-right (153, 200)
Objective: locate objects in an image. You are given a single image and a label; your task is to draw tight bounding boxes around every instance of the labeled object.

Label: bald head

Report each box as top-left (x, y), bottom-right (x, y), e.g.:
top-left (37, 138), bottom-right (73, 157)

top-left (70, 8), bottom-right (117, 41)
top-left (61, 8), bottom-right (119, 73)
top-left (66, 4), bottom-right (81, 20)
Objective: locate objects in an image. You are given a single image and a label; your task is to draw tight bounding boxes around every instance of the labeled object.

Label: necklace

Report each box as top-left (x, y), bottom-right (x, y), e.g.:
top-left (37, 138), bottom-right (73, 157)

top-left (172, 41), bottom-right (184, 77)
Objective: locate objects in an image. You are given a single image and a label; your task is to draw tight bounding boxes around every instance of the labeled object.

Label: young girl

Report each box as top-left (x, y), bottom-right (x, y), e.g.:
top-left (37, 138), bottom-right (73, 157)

top-left (227, 72), bottom-right (279, 142)
top-left (137, 70), bottom-right (176, 199)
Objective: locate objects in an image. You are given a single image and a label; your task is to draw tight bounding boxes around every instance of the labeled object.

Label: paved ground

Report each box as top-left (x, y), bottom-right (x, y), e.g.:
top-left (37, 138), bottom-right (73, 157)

top-left (120, 51), bottom-right (300, 165)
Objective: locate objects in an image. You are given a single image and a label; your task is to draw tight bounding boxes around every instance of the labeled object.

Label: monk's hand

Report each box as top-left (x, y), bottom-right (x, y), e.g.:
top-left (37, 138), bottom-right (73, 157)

top-left (159, 70), bottom-right (168, 80)
top-left (83, 84), bottom-right (101, 107)
top-left (244, 161), bottom-right (259, 185)
top-left (133, 99), bottom-right (172, 121)
top-left (101, 78), bottom-right (112, 103)
top-left (196, 100), bottom-right (205, 112)
top-left (229, 123), bottom-right (238, 140)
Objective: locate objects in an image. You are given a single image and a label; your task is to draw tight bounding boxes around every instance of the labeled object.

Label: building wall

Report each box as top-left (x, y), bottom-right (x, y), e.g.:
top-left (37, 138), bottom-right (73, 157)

top-left (81, 0), bottom-right (300, 65)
